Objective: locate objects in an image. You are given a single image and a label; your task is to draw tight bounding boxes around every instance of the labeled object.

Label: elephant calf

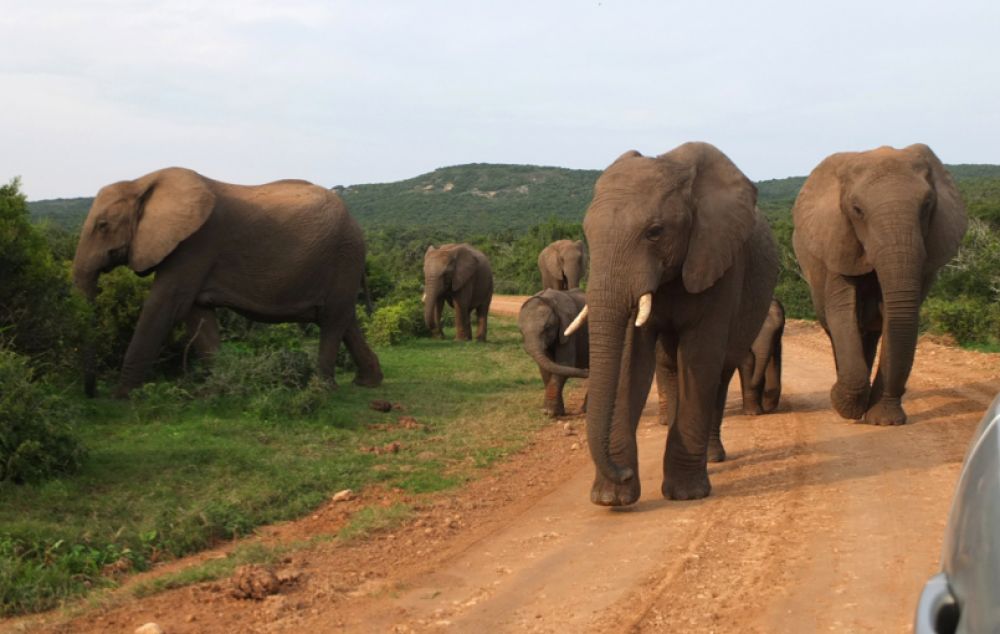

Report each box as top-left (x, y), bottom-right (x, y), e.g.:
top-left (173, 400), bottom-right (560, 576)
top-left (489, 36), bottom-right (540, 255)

top-left (518, 289), bottom-right (589, 417)
top-left (423, 243), bottom-right (494, 342)
top-left (72, 167), bottom-right (383, 397)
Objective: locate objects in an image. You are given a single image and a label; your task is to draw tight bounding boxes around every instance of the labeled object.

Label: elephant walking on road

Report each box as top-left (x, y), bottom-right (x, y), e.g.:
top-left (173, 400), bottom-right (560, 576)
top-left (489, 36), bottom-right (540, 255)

top-left (423, 244), bottom-right (494, 341)
top-left (538, 239), bottom-right (587, 290)
top-left (568, 142), bottom-right (779, 506)
top-left (72, 167), bottom-right (384, 397)
top-left (518, 288), bottom-right (589, 417)
top-left (792, 144), bottom-right (967, 425)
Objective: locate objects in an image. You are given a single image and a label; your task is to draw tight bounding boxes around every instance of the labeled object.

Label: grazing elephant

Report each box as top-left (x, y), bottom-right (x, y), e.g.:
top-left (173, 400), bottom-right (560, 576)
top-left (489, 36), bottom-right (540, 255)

top-left (518, 288), bottom-right (589, 417)
top-left (566, 142), bottom-right (778, 505)
top-left (538, 239), bottom-right (587, 290)
top-left (72, 167), bottom-right (383, 397)
top-left (422, 243), bottom-right (494, 341)
top-left (657, 298), bottom-right (784, 427)
top-left (792, 144), bottom-right (967, 425)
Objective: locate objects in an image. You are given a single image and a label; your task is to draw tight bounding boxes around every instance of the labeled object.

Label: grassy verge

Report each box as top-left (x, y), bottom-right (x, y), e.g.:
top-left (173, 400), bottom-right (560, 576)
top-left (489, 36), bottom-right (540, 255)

top-left (0, 317), bottom-right (547, 617)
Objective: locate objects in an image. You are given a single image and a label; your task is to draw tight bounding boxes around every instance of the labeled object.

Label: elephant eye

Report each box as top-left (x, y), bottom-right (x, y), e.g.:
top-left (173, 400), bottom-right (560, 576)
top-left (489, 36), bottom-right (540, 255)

top-left (645, 225), bottom-right (665, 241)
top-left (96, 219), bottom-right (110, 231)
top-left (851, 205), bottom-right (864, 218)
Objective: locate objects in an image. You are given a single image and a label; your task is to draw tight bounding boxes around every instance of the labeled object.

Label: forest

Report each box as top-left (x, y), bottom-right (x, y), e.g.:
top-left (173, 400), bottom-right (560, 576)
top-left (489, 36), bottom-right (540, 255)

top-left (2, 160), bottom-right (999, 615)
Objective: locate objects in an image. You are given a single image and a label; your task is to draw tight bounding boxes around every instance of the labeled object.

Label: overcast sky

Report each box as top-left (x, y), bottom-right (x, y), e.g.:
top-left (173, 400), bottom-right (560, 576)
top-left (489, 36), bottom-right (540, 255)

top-left (3, 0), bottom-right (999, 199)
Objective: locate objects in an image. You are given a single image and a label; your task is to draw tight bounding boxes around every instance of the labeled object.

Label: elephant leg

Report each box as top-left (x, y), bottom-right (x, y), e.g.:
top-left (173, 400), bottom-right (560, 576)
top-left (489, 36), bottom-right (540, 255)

top-left (343, 317), bottom-right (383, 388)
top-left (183, 306), bottom-right (220, 362)
top-left (117, 280), bottom-right (196, 397)
top-left (655, 333), bottom-right (679, 427)
top-left (662, 326), bottom-right (728, 501)
top-left (761, 338), bottom-right (782, 413)
top-left (453, 302), bottom-right (472, 341)
top-left (824, 274), bottom-right (871, 420)
top-left (475, 305), bottom-right (488, 342)
top-left (544, 374), bottom-right (568, 417)
top-left (590, 323), bottom-right (656, 507)
top-left (708, 366), bottom-right (736, 463)
top-left (431, 299), bottom-right (445, 339)
top-left (738, 352), bottom-right (763, 416)
top-left (317, 320), bottom-right (348, 386)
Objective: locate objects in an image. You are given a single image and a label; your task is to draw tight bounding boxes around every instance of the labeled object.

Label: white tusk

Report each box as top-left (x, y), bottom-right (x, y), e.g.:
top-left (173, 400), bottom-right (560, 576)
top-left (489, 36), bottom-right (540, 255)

top-left (564, 305), bottom-right (588, 336)
top-left (421, 293), bottom-right (426, 302)
top-left (635, 293), bottom-right (652, 327)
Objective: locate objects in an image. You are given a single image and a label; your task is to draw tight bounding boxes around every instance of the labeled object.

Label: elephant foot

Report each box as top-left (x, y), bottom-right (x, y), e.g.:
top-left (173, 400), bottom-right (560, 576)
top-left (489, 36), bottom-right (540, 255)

top-left (657, 407), bottom-right (675, 427)
top-left (352, 371), bottom-right (383, 388)
top-left (542, 401), bottom-right (565, 418)
top-left (590, 472), bottom-right (641, 507)
top-left (762, 394), bottom-right (780, 413)
top-left (862, 398), bottom-right (907, 426)
top-left (742, 403), bottom-right (763, 417)
top-left (830, 381), bottom-right (870, 420)
top-left (476, 335), bottom-right (487, 343)
top-left (661, 470), bottom-right (711, 501)
top-left (431, 332), bottom-right (444, 340)
top-left (707, 439), bottom-right (726, 463)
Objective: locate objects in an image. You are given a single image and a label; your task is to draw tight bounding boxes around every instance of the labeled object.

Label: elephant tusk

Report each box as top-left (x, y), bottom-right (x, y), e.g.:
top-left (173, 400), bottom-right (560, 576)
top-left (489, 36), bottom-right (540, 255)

top-left (635, 293), bottom-right (652, 327)
top-left (564, 305), bottom-right (588, 337)
top-left (421, 292), bottom-right (426, 303)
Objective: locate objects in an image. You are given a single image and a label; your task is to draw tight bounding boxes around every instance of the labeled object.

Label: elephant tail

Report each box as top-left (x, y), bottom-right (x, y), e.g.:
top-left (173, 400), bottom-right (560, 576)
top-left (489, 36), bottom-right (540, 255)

top-left (361, 269), bottom-right (374, 316)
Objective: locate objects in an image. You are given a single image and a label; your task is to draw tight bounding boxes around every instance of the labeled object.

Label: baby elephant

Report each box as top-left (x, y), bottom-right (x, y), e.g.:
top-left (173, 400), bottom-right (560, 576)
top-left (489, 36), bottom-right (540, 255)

top-left (658, 298), bottom-right (785, 425)
top-left (518, 289), bottom-right (589, 417)
top-left (738, 298), bottom-right (785, 415)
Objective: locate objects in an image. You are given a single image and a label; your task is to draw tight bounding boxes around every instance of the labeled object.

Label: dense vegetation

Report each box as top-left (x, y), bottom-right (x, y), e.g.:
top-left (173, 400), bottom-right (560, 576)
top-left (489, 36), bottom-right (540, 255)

top-left (3, 157), bottom-right (999, 616)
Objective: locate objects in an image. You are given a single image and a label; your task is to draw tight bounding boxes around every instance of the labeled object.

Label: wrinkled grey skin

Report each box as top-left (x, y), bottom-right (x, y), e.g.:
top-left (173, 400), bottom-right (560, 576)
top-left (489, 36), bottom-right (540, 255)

top-left (72, 167), bottom-right (383, 397)
top-left (583, 142), bottom-right (778, 506)
top-left (658, 298), bottom-right (784, 426)
top-left (792, 144), bottom-right (967, 425)
top-left (423, 243), bottom-right (494, 341)
top-left (538, 240), bottom-right (587, 290)
top-left (518, 288), bottom-right (589, 417)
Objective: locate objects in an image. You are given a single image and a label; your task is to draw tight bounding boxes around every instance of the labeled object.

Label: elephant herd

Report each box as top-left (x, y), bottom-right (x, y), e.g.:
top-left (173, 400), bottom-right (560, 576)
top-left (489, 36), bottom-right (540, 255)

top-left (74, 140), bottom-right (968, 508)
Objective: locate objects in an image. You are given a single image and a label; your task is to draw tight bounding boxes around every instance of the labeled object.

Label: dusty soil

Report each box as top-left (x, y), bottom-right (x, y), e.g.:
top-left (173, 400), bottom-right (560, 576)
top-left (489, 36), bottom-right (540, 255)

top-left (7, 296), bottom-right (999, 633)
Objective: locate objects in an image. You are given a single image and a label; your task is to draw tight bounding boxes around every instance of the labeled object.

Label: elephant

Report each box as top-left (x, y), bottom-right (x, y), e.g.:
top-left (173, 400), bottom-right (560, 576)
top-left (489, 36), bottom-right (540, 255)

top-left (538, 239), bottom-right (587, 290)
top-left (792, 144), bottom-right (967, 425)
top-left (422, 243), bottom-right (494, 341)
top-left (656, 298), bottom-right (784, 427)
top-left (517, 288), bottom-right (589, 417)
top-left (565, 142), bottom-right (779, 505)
top-left (72, 167), bottom-right (384, 397)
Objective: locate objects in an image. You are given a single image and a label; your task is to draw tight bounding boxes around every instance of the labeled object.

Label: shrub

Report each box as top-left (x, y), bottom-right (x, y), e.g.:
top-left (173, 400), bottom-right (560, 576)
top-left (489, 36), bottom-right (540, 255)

top-left (198, 346), bottom-right (315, 399)
top-left (0, 349), bottom-right (85, 483)
top-left (922, 297), bottom-right (1000, 347)
top-left (364, 297), bottom-right (428, 346)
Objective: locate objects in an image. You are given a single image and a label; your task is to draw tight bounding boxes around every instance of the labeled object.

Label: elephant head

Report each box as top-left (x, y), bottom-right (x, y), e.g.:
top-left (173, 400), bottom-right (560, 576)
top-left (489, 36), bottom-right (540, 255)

top-left (422, 244), bottom-right (478, 333)
top-left (582, 142), bottom-right (758, 485)
top-left (792, 144), bottom-right (966, 420)
top-left (518, 290), bottom-right (589, 379)
top-left (539, 240), bottom-right (587, 290)
top-left (72, 167), bottom-right (215, 394)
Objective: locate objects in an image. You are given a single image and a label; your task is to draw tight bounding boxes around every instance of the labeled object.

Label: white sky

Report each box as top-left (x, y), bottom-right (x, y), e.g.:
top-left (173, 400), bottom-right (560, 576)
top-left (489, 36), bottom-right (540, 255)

top-left (3, 0), bottom-right (999, 199)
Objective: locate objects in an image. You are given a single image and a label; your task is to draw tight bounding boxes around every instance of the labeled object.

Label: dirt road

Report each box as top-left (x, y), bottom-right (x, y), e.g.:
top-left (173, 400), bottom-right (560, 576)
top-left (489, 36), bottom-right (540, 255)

top-left (14, 296), bottom-right (1000, 633)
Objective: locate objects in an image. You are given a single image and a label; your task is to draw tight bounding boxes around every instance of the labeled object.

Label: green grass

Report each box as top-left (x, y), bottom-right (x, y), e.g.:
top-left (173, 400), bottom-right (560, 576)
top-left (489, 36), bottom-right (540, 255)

top-left (0, 318), bottom-right (548, 616)
top-left (337, 503), bottom-right (413, 542)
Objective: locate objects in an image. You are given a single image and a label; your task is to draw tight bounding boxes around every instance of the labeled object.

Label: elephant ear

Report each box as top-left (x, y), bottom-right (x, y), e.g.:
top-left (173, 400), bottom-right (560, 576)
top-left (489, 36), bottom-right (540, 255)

top-left (451, 245), bottom-right (478, 291)
top-left (790, 152), bottom-right (871, 276)
top-left (671, 143), bottom-right (758, 294)
top-left (546, 291), bottom-right (581, 345)
top-left (129, 168), bottom-right (215, 273)
top-left (906, 144), bottom-right (968, 271)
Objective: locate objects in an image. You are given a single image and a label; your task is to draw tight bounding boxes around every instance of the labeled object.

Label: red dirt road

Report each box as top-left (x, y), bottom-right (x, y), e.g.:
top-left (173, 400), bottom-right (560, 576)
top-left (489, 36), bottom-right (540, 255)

top-left (9, 296), bottom-right (999, 633)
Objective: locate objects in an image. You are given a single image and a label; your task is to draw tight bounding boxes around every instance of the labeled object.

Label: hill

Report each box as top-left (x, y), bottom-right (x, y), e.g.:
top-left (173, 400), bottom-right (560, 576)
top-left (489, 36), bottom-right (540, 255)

top-left (26, 162), bottom-right (1000, 234)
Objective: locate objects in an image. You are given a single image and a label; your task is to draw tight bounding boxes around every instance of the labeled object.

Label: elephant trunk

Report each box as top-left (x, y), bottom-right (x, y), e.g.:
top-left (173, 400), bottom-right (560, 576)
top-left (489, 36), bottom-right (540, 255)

top-left (563, 260), bottom-right (582, 290)
top-left (584, 283), bottom-right (635, 485)
top-left (875, 247), bottom-right (924, 400)
top-left (524, 339), bottom-right (588, 378)
top-left (72, 263), bottom-right (100, 397)
top-left (423, 278), bottom-right (442, 332)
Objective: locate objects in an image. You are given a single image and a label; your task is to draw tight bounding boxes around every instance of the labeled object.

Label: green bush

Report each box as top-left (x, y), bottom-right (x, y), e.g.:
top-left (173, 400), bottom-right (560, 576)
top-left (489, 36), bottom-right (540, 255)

top-left (922, 296), bottom-right (1000, 347)
top-left (0, 349), bottom-right (85, 483)
top-left (198, 346), bottom-right (315, 399)
top-left (364, 297), bottom-right (428, 346)
top-left (0, 178), bottom-right (88, 369)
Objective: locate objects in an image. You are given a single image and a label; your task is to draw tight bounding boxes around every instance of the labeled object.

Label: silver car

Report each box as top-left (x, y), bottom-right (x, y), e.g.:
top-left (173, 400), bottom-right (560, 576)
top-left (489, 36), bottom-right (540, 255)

top-left (915, 393), bottom-right (1000, 633)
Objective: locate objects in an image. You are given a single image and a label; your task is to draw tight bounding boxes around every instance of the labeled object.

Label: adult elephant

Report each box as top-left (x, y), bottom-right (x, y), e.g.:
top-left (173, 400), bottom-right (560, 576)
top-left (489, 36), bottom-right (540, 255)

top-left (422, 243), bottom-right (494, 341)
top-left (518, 288), bottom-right (589, 417)
top-left (72, 167), bottom-right (383, 397)
top-left (657, 297), bottom-right (784, 427)
top-left (567, 142), bottom-right (778, 505)
top-left (792, 144), bottom-right (967, 425)
top-left (538, 239), bottom-right (586, 290)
